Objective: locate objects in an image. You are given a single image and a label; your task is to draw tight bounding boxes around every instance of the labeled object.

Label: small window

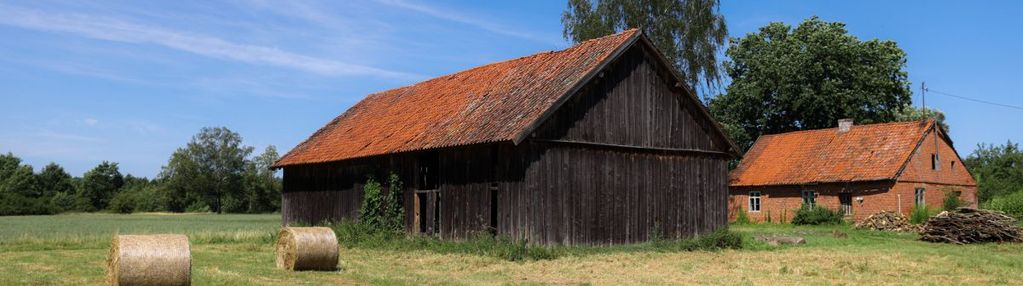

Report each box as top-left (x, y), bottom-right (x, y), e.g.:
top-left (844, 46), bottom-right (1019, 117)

top-left (931, 154), bottom-right (941, 170)
top-left (951, 161), bottom-right (956, 170)
top-left (801, 190), bottom-right (816, 207)
top-left (915, 188), bottom-right (925, 206)
top-left (748, 192), bottom-right (761, 212)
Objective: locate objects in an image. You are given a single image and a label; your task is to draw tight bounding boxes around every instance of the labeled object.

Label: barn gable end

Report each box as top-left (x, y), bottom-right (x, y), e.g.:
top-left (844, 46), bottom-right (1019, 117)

top-left (532, 41), bottom-right (731, 154)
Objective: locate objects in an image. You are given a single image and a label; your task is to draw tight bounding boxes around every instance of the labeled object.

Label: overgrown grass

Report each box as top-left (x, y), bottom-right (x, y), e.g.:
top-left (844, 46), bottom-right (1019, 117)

top-left (910, 205), bottom-right (939, 224)
top-left (331, 220), bottom-right (743, 261)
top-left (3, 214), bottom-right (1023, 285)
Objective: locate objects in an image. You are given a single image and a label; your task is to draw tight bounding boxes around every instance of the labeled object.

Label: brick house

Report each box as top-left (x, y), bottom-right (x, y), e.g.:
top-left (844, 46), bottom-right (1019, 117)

top-left (728, 119), bottom-right (977, 222)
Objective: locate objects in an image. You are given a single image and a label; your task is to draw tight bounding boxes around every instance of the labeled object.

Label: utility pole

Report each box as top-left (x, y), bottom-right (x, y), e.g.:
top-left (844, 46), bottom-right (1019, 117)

top-left (921, 81), bottom-right (927, 116)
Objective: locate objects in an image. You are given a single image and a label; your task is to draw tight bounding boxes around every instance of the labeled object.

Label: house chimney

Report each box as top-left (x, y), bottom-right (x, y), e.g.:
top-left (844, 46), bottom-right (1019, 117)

top-left (838, 118), bottom-right (854, 132)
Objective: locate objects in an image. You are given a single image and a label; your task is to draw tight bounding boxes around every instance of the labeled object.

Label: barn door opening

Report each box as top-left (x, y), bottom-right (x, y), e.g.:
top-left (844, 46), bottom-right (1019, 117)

top-left (839, 193), bottom-right (853, 216)
top-left (415, 152), bottom-right (440, 236)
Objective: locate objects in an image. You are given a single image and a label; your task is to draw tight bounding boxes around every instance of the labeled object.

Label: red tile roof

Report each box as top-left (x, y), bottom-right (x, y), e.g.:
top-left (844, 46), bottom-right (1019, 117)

top-left (730, 120), bottom-right (938, 186)
top-left (275, 29), bottom-right (642, 167)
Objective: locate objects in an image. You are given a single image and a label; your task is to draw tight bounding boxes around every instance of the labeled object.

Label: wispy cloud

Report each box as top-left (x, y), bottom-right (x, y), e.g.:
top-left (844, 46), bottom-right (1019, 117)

top-left (373, 0), bottom-right (557, 44)
top-left (83, 118), bottom-right (99, 126)
top-left (0, 4), bottom-right (419, 80)
top-left (34, 130), bottom-right (104, 143)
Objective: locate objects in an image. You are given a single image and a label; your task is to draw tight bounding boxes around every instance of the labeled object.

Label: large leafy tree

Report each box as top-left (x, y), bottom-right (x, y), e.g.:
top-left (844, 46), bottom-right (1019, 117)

top-left (79, 161), bottom-right (124, 211)
top-left (964, 141), bottom-right (1023, 203)
top-left (0, 153), bottom-right (54, 215)
top-left (160, 127), bottom-right (253, 213)
top-left (36, 163), bottom-right (75, 198)
top-left (562, 0), bottom-right (728, 93)
top-left (243, 145), bottom-right (282, 213)
top-left (710, 17), bottom-right (912, 151)
top-left (895, 104), bottom-right (949, 133)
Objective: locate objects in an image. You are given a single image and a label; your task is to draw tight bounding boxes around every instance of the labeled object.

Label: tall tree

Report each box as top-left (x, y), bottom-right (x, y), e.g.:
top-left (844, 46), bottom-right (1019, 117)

top-left (562, 0), bottom-right (728, 93)
top-left (243, 145), bottom-right (282, 213)
top-left (0, 153), bottom-right (53, 215)
top-left (160, 127), bottom-right (253, 213)
top-left (79, 161), bottom-right (123, 211)
top-left (894, 104), bottom-right (949, 133)
top-left (36, 163), bottom-right (75, 198)
top-left (710, 17), bottom-right (912, 152)
top-left (964, 141), bottom-right (1023, 203)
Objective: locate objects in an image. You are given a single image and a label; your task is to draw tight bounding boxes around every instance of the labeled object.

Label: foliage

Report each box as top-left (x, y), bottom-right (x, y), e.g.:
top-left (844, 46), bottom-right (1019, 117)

top-left (159, 127), bottom-right (254, 213)
top-left (78, 161), bottom-right (123, 212)
top-left (561, 0), bottom-right (728, 93)
top-left (710, 17), bottom-right (912, 152)
top-left (242, 146), bottom-right (282, 213)
top-left (909, 205), bottom-right (937, 224)
top-left (984, 191), bottom-right (1023, 220)
top-left (36, 163), bottom-right (74, 199)
top-left (942, 190), bottom-right (964, 211)
top-left (894, 104), bottom-right (949, 133)
top-left (384, 173), bottom-right (404, 230)
top-left (332, 220), bottom-right (742, 262)
top-left (734, 208), bottom-right (750, 224)
top-left (965, 141), bottom-right (1023, 203)
top-left (791, 205), bottom-right (844, 225)
top-left (0, 153), bottom-right (55, 215)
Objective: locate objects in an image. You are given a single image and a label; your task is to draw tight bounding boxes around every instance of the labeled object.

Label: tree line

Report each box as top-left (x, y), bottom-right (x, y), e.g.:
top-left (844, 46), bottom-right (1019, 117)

top-left (0, 127), bottom-right (281, 215)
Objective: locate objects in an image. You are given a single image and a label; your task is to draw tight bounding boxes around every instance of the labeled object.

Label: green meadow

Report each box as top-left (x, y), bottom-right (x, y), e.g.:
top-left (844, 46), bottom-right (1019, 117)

top-left (1, 213), bottom-right (1020, 285)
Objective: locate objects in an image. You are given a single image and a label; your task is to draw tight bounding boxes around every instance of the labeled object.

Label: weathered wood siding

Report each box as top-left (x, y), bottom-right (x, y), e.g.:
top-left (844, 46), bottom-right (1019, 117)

top-left (280, 43), bottom-right (731, 244)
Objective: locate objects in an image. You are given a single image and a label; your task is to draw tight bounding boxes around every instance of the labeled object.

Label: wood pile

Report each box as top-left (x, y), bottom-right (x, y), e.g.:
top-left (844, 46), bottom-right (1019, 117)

top-left (854, 211), bottom-right (919, 232)
top-left (920, 208), bottom-right (1023, 244)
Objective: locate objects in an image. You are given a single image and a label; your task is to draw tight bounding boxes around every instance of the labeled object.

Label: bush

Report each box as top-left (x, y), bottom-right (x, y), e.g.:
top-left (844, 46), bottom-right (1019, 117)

top-left (909, 205), bottom-right (938, 224)
top-left (734, 209), bottom-right (750, 224)
top-left (108, 190), bottom-right (137, 214)
top-left (791, 205), bottom-right (843, 225)
top-left (358, 174), bottom-right (404, 233)
top-left (943, 191), bottom-right (964, 211)
top-left (984, 191), bottom-right (1023, 219)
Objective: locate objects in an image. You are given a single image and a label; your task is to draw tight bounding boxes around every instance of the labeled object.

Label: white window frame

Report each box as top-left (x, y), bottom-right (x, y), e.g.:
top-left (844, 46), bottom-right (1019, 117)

top-left (801, 190), bottom-right (816, 207)
top-left (748, 191), bottom-right (761, 212)
top-left (915, 188), bottom-right (925, 206)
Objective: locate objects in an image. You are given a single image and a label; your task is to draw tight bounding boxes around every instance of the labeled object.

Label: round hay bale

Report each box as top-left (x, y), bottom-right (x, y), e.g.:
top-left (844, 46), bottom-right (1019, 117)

top-left (107, 234), bottom-right (191, 286)
top-left (275, 227), bottom-right (338, 271)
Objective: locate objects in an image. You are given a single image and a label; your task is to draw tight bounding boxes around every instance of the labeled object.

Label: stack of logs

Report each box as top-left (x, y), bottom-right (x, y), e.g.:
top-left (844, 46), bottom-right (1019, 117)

top-left (855, 211), bottom-right (919, 232)
top-left (920, 208), bottom-right (1022, 244)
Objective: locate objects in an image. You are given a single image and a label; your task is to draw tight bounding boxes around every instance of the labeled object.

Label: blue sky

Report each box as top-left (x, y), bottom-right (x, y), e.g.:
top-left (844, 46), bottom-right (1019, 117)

top-left (1, 1), bottom-right (1021, 178)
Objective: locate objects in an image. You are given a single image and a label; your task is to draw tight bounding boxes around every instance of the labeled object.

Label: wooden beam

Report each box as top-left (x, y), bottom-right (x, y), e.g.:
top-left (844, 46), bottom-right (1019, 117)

top-left (531, 139), bottom-right (732, 157)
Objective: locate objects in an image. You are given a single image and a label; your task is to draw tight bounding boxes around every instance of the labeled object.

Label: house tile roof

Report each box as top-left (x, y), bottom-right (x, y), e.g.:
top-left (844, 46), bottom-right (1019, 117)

top-left (730, 120), bottom-right (936, 186)
top-left (274, 29), bottom-right (641, 167)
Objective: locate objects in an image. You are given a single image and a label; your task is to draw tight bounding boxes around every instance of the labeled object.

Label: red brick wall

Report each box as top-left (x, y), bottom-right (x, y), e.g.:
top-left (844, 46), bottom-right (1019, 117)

top-left (899, 129), bottom-right (977, 187)
top-left (730, 181), bottom-right (894, 223)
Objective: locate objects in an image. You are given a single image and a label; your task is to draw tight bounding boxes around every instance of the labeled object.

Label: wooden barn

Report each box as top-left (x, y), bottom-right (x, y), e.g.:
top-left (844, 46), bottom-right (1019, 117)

top-left (728, 119), bottom-right (978, 223)
top-left (272, 29), bottom-right (739, 245)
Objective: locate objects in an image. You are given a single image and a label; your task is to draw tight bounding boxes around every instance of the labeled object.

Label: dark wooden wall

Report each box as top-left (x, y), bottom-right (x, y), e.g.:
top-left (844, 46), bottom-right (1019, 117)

top-left (280, 43), bottom-right (731, 244)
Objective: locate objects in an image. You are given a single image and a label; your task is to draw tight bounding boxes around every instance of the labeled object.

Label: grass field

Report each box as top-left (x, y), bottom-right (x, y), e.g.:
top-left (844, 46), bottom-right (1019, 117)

top-left (1, 213), bottom-right (1021, 285)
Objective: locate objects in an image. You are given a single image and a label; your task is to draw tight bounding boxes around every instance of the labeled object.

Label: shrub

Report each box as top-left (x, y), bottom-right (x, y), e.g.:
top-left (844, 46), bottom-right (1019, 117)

top-left (734, 209), bottom-right (750, 224)
top-left (943, 191), bottom-right (964, 211)
top-left (909, 205), bottom-right (938, 224)
top-left (984, 191), bottom-right (1023, 219)
top-left (108, 190), bottom-right (137, 214)
top-left (358, 173), bottom-right (405, 233)
top-left (791, 205), bottom-right (843, 225)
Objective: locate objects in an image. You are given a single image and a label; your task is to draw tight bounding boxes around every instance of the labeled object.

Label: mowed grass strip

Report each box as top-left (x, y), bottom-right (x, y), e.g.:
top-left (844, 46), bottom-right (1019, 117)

top-left (1, 214), bottom-right (1021, 285)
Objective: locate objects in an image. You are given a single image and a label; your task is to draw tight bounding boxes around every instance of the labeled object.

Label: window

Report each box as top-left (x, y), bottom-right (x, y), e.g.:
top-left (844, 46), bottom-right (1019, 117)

top-left (915, 188), bottom-right (925, 206)
top-left (748, 192), bottom-right (761, 212)
top-left (931, 153), bottom-right (941, 170)
top-left (951, 161), bottom-right (956, 170)
top-left (801, 190), bottom-right (816, 207)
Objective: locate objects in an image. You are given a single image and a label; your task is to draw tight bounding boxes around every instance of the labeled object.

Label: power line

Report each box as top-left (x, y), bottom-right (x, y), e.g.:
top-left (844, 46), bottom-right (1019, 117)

top-left (924, 88), bottom-right (1023, 111)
